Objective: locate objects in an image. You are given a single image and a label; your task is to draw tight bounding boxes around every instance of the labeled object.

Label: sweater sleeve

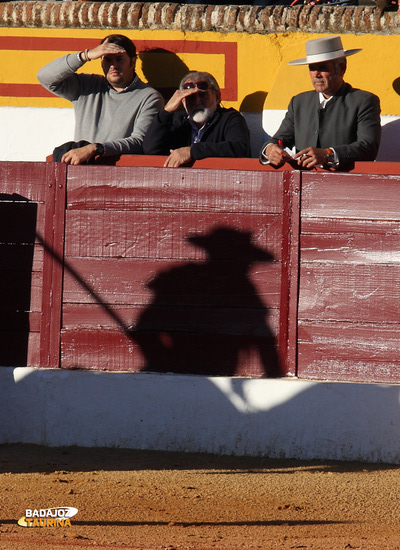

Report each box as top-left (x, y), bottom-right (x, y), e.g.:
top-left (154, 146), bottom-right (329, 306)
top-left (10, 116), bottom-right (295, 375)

top-left (37, 54), bottom-right (85, 101)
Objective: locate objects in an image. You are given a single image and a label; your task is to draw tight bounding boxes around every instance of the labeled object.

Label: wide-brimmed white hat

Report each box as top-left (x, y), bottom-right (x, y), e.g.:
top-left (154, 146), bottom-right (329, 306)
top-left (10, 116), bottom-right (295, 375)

top-left (288, 36), bottom-right (361, 66)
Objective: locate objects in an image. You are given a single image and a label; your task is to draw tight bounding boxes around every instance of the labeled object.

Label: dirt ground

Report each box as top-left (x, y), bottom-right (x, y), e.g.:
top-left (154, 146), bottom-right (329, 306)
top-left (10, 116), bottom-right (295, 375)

top-left (1, 445), bottom-right (400, 550)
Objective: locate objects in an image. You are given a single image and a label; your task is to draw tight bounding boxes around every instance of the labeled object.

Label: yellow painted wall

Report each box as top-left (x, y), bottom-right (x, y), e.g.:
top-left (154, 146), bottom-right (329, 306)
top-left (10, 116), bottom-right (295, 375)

top-left (1, 28), bottom-right (399, 115)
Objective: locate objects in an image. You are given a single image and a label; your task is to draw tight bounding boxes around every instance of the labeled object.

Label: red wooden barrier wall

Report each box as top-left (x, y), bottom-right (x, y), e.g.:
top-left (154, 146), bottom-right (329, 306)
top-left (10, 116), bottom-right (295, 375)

top-left (61, 166), bottom-right (293, 377)
top-left (298, 171), bottom-right (400, 382)
top-left (1, 160), bottom-right (400, 382)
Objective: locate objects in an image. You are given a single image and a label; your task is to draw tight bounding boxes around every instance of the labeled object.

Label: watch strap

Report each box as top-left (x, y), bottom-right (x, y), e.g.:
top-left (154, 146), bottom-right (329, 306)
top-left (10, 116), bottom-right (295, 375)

top-left (95, 143), bottom-right (104, 157)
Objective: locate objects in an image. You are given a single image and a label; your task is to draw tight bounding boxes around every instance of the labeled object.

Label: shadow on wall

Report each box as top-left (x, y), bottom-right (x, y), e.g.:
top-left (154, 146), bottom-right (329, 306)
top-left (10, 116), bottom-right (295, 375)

top-left (0, 195), bottom-right (36, 366)
top-left (378, 120), bottom-right (400, 162)
top-left (37, 224), bottom-right (282, 378)
top-left (131, 227), bottom-right (282, 378)
top-left (240, 92), bottom-right (269, 158)
top-left (139, 48), bottom-right (190, 102)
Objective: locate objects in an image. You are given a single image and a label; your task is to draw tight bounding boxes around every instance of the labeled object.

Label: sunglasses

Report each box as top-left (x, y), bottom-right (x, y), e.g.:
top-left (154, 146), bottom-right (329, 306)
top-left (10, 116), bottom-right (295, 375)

top-left (182, 81), bottom-right (211, 91)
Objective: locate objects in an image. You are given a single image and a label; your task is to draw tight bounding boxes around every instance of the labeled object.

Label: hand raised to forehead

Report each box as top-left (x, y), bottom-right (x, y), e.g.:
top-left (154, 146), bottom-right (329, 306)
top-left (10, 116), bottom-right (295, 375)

top-left (87, 38), bottom-right (127, 61)
top-left (164, 86), bottom-right (203, 113)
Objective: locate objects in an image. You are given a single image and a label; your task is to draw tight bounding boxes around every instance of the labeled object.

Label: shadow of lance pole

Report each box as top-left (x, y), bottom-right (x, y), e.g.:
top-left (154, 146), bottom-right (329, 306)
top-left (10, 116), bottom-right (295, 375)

top-left (36, 232), bottom-right (132, 338)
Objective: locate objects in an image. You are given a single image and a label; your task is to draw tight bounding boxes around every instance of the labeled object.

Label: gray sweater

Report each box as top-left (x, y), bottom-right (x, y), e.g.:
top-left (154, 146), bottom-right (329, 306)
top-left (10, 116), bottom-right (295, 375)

top-left (37, 53), bottom-right (164, 156)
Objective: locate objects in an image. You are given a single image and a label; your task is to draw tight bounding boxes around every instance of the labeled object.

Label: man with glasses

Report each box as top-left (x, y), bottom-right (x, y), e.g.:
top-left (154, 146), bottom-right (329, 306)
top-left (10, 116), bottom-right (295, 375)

top-left (143, 71), bottom-right (251, 167)
top-left (38, 34), bottom-right (163, 165)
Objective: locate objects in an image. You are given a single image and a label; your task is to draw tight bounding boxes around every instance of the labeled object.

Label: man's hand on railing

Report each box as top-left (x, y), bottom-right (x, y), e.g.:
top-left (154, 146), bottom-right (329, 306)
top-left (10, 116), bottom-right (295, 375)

top-left (164, 147), bottom-right (193, 168)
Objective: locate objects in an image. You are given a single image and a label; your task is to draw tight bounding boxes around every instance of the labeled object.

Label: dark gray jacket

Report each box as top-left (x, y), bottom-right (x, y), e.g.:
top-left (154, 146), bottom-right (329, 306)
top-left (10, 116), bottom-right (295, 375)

top-left (143, 107), bottom-right (251, 160)
top-left (262, 82), bottom-right (381, 169)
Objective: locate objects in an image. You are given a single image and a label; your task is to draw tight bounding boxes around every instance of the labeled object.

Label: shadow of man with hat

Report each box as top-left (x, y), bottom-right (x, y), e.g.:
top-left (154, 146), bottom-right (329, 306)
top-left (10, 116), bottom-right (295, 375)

top-left (132, 227), bottom-right (282, 377)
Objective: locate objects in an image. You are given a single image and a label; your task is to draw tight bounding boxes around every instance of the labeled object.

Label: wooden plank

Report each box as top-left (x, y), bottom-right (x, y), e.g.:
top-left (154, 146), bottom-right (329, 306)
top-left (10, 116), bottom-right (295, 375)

top-left (0, 311), bottom-right (41, 332)
top-left (66, 166), bottom-right (284, 213)
top-left (62, 302), bottom-right (280, 333)
top-left (0, 243), bottom-right (43, 271)
top-left (297, 321), bottom-right (400, 382)
top-left (298, 263), bottom-right (400, 323)
top-left (0, 162), bottom-right (48, 202)
top-left (278, 171), bottom-right (301, 376)
top-left (302, 217), bottom-right (400, 236)
top-left (26, 332), bottom-right (41, 367)
top-left (0, 330), bottom-right (41, 367)
top-left (62, 257), bottom-right (282, 308)
top-left (62, 303), bottom-right (139, 329)
top-left (61, 327), bottom-right (282, 377)
top-left (39, 162), bottom-right (67, 368)
top-left (65, 211), bottom-right (283, 262)
top-left (301, 172), bottom-right (400, 220)
top-left (301, 221), bottom-right (400, 265)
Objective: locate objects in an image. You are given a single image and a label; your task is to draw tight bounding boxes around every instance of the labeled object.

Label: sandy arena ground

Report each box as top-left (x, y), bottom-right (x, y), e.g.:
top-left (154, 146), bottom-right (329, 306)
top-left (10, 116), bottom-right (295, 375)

top-left (1, 444), bottom-right (400, 550)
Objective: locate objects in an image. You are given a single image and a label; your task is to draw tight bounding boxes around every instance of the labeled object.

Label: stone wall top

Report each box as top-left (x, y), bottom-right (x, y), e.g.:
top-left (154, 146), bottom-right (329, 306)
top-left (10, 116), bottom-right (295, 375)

top-left (0, 1), bottom-right (398, 35)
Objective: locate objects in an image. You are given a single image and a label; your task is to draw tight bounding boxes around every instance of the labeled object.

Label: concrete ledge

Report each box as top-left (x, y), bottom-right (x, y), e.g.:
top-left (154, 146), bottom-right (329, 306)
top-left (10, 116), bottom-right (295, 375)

top-left (2, 367), bottom-right (400, 463)
top-left (0, 1), bottom-right (398, 34)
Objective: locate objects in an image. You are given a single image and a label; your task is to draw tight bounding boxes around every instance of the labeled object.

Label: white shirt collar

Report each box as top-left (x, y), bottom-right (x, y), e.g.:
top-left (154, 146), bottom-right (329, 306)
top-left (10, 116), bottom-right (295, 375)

top-left (319, 92), bottom-right (334, 109)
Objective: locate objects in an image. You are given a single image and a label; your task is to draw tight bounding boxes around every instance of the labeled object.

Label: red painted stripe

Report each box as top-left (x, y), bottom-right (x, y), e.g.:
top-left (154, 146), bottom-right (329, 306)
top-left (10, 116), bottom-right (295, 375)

top-left (0, 36), bottom-right (234, 55)
top-left (0, 37), bottom-right (100, 50)
top-left (0, 83), bottom-right (54, 97)
top-left (0, 37), bottom-right (238, 101)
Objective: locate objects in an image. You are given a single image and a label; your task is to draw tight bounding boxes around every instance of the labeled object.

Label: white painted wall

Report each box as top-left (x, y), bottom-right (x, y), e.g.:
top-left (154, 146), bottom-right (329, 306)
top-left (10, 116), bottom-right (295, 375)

top-left (1, 107), bottom-right (74, 162)
top-left (3, 106), bottom-right (400, 162)
top-left (2, 367), bottom-right (400, 464)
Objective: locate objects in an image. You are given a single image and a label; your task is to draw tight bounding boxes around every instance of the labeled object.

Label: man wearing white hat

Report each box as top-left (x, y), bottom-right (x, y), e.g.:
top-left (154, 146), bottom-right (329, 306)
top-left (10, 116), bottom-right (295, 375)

top-left (260, 36), bottom-right (381, 171)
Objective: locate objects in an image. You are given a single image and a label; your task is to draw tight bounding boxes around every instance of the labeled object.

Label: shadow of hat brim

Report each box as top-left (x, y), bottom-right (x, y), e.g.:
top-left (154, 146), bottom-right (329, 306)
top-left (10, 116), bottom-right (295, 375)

top-left (187, 235), bottom-right (274, 262)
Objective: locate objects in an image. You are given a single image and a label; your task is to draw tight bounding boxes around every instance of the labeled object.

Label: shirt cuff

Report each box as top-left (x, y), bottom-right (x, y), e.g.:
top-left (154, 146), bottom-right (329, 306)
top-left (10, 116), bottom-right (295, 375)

top-left (327, 147), bottom-right (340, 167)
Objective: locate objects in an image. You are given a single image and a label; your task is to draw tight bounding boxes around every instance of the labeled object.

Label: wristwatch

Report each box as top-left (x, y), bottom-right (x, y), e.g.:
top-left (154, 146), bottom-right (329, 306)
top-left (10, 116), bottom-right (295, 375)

top-left (95, 143), bottom-right (104, 157)
top-left (325, 148), bottom-right (336, 165)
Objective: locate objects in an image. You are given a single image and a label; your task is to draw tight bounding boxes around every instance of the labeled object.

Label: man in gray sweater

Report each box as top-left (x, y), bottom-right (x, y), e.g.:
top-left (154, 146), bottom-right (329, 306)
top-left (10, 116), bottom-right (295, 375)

top-left (37, 34), bottom-right (163, 165)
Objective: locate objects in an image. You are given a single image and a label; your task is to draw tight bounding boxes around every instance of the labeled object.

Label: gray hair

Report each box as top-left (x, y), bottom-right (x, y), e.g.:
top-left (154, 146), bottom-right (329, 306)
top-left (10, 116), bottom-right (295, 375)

top-left (333, 57), bottom-right (347, 74)
top-left (179, 71), bottom-right (220, 94)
